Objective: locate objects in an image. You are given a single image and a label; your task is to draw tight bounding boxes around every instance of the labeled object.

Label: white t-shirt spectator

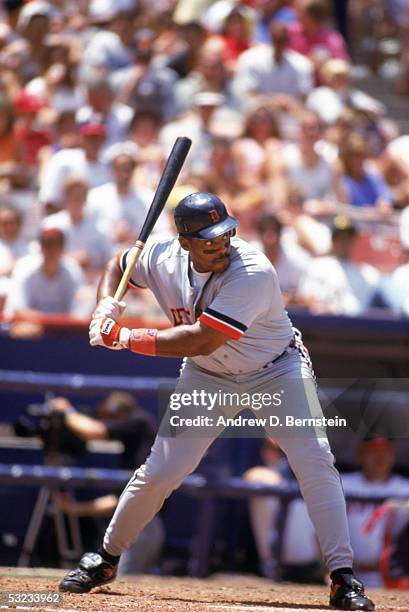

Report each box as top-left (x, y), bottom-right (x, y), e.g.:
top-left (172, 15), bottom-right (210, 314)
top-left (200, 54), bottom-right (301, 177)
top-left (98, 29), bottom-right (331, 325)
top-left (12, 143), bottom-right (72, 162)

top-left (39, 148), bottom-right (110, 207)
top-left (4, 254), bottom-right (84, 317)
top-left (282, 143), bottom-right (336, 201)
top-left (300, 256), bottom-right (379, 315)
top-left (233, 44), bottom-right (313, 103)
top-left (86, 182), bottom-right (156, 241)
top-left (41, 211), bottom-right (113, 268)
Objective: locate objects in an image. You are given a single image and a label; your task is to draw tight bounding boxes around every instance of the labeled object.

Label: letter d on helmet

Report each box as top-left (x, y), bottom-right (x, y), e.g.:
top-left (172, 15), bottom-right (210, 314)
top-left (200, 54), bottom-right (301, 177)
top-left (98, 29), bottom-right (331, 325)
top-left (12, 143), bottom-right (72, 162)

top-left (174, 192), bottom-right (238, 240)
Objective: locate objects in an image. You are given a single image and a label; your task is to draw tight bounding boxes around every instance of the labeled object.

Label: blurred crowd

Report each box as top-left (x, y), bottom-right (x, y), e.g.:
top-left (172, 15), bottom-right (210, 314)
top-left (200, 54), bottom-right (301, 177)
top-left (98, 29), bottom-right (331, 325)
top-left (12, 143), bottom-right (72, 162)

top-left (0, 0), bottom-right (409, 332)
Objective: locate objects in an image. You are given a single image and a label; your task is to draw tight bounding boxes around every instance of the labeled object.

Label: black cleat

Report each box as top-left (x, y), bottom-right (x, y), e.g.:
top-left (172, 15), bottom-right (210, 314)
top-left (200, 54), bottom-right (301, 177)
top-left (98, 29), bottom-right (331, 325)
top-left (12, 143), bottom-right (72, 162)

top-left (59, 552), bottom-right (117, 593)
top-left (329, 573), bottom-right (375, 610)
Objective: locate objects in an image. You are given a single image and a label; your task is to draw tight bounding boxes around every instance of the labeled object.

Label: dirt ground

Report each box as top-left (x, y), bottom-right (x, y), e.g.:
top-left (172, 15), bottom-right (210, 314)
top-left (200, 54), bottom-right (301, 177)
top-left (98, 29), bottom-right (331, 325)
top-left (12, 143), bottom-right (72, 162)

top-left (0, 569), bottom-right (408, 612)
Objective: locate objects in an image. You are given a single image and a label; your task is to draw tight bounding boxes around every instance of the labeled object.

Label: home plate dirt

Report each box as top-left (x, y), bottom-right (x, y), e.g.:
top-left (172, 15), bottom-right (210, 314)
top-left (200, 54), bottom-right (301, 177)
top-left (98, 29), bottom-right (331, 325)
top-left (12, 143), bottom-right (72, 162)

top-left (0, 569), bottom-right (408, 612)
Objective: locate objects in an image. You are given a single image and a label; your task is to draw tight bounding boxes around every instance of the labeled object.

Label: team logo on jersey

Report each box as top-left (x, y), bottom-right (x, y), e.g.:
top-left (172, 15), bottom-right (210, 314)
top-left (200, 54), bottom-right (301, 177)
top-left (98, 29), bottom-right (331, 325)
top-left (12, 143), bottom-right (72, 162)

top-left (171, 307), bottom-right (191, 326)
top-left (209, 209), bottom-right (220, 223)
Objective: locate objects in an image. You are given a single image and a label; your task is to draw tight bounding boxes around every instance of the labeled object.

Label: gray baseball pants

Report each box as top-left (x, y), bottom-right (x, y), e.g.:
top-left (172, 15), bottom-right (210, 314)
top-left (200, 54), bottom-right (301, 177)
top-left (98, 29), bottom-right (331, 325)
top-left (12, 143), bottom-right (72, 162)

top-left (103, 346), bottom-right (353, 572)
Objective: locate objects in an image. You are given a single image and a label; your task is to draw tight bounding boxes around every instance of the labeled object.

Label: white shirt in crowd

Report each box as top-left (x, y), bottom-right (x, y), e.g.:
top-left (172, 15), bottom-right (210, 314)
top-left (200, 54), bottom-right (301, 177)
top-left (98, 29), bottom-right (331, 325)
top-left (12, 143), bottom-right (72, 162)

top-left (281, 143), bottom-right (336, 201)
top-left (86, 182), bottom-right (170, 242)
top-left (341, 471), bottom-right (409, 587)
top-left (233, 44), bottom-right (314, 103)
top-left (81, 30), bottom-right (134, 74)
top-left (39, 148), bottom-right (111, 207)
top-left (380, 262), bottom-right (409, 316)
top-left (4, 253), bottom-right (84, 317)
top-left (41, 211), bottom-right (113, 269)
top-left (251, 239), bottom-right (310, 295)
top-left (300, 256), bottom-right (380, 315)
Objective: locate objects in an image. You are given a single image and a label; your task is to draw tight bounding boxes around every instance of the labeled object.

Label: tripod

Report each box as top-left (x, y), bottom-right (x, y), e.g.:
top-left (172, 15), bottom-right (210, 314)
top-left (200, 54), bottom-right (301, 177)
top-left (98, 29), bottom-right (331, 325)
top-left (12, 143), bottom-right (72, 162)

top-left (18, 486), bottom-right (83, 568)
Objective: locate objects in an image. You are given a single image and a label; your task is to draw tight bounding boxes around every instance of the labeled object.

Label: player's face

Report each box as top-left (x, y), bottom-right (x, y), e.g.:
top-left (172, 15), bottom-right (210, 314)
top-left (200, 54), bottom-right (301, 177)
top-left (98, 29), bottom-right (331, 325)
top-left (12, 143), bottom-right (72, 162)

top-left (181, 231), bottom-right (233, 273)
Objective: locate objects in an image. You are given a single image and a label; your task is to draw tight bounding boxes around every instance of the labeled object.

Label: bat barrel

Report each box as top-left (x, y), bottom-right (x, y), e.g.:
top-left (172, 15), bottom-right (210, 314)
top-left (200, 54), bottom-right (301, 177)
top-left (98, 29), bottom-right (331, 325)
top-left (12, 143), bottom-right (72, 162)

top-left (138, 136), bottom-right (192, 244)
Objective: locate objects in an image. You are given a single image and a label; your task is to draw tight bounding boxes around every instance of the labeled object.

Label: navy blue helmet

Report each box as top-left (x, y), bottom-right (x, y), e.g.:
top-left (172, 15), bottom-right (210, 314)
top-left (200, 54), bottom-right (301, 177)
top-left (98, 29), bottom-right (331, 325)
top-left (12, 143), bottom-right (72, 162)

top-left (174, 192), bottom-right (238, 240)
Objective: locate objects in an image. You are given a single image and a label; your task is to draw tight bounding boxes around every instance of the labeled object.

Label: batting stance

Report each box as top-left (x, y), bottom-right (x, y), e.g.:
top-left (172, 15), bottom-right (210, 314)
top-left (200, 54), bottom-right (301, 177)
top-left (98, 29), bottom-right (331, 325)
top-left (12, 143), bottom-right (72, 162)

top-left (60, 193), bottom-right (375, 611)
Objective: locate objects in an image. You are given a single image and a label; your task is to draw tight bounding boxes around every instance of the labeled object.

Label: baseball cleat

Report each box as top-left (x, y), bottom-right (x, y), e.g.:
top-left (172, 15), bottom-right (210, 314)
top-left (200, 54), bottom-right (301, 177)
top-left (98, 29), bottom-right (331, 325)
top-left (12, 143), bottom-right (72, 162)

top-left (329, 573), bottom-right (375, 610)
top-left (59, 552), bottom-right (117, 593)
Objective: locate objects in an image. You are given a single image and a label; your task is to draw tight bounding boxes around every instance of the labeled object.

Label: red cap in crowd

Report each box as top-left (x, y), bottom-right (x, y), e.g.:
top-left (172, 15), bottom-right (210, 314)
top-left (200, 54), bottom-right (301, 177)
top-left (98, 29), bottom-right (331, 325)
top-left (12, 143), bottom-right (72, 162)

top-left (14, 91), bottom-right (46, 114)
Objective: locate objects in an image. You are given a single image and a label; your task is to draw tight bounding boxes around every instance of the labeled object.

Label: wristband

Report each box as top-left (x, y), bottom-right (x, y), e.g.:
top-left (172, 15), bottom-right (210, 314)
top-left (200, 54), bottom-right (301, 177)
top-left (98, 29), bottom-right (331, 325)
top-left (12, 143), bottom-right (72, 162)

top-left (129, 328), bottom-right (158, 355)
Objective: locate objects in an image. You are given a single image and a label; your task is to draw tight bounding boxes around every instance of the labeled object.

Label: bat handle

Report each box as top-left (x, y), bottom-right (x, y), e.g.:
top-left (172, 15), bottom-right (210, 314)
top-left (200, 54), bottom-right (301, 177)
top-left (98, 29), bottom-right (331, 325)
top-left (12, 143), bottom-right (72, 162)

top-left (114, 241), bottom-right (145, 302)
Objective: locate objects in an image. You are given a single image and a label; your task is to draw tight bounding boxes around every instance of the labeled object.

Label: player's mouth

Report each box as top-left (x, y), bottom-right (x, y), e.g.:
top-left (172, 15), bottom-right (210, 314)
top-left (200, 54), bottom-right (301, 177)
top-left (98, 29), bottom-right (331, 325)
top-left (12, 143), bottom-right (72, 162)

top-left (213, 253), bottom-right (230, 268)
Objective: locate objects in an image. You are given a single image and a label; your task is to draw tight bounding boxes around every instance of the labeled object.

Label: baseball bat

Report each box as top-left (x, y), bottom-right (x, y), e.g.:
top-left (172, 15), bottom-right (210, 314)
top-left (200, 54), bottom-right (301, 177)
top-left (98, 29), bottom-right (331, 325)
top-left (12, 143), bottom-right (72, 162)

top-left (114, 136), bottom-right (192, 302)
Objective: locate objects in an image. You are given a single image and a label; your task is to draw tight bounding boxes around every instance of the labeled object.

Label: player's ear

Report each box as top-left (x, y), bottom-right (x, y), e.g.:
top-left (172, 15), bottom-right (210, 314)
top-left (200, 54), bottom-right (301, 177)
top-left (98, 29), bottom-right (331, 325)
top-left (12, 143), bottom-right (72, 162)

top-left (178, 236), bottom-right (190, 251)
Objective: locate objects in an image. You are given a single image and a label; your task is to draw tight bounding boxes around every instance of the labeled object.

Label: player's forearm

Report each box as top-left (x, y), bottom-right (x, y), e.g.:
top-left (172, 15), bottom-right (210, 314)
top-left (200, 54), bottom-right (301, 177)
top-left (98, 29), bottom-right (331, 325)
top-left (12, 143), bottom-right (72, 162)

top-left (96, 256), bottom-right (123, 302)
top-left (155, 323), bottom-right (220, 357)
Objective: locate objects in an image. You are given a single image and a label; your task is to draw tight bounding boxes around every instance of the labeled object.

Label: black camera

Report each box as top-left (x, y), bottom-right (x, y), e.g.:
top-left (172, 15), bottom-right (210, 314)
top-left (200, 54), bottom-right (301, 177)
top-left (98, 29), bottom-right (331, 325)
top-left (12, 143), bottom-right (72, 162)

top-left (14, 400), bottom-right (86, 464)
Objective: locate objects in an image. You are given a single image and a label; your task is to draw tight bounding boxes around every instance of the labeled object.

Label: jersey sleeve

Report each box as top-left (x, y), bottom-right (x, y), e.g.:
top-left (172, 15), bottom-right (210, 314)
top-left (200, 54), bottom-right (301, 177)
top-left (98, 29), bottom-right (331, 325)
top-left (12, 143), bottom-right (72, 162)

top-left (116, 238), bottom-right (162, 290)
top-left (199, 268), bottom-right (274, 340)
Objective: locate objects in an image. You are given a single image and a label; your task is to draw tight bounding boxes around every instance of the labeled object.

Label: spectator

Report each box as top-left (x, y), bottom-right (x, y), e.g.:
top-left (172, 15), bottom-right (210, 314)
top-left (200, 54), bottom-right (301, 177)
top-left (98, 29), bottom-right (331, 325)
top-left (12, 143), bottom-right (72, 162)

top-left (76, 73), bottom-right (133, 149)
top-left (233, 21), bottom-right (314, 105)
top-left (252, 0), bottom-right (298, 44)
top-left (4, 227), bottom-right (84, 320)
top-left (254, 213), bottom-right (310, 303)
top-left (299, 216), bottom-right (380, 316)
top-left (161, 21), bottom-right (206, 79)
top-left (244, 437), bottom-right (322, 582)
top-left (341, 437), bottom-right (409, 588)
top-left (86, 142), bottom-right (165, 247)
top-left (280, 110), bottom-right (341, 203)
top-left (81, 3), bottom-right (137, 77)
top-left (0, 94), bottom-right (29, 188)
top-left (13, 90), bottom-right (51, 167)
top-left (244, 438), bottom-right (286, 578)
top-left (128, 110), bottom-right (166, 191)
top-left (39, 116), bottom-right (110, 214)
top-left (288, 0), bottom-right (349, 78)
top-left (41, 178), bottom-right (113, 271)
top-left (175, 42), bottom-right (236, 114)
top-left (15, 0), bottom-right (53, 82)
top-left (378, 218), bottom-right (409, 316)
top-left (160, 91), bottom-right (227, 177)
top-left (25, 34), bottom-right (85, 114)
top-left (338, 134), bottom-right (393, 210)
top-left (0, 204), bottom-right (28, 275)
top-left (279, 186), bottom-right (332, 256)
top-left (113, 28), bottom-right (178, 121)
top-left (50, 392), bottom-right (164, 575)
top-left (207, 5), bottom-right (253, 71)
top-left (232, 104), bottom-right (283, 192)
top-left (306, 59), bottom-right (386, 126)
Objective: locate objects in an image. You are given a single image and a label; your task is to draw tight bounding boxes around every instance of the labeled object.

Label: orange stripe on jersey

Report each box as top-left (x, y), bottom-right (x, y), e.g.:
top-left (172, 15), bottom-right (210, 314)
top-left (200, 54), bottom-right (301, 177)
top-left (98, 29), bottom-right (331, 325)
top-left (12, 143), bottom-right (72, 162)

top-left (199, 312), bottom-right (243, 340)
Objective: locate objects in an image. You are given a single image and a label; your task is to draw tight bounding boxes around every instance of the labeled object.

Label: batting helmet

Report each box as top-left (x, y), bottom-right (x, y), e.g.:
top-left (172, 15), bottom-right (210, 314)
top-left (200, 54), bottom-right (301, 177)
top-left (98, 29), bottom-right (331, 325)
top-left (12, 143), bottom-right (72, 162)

top-left (174, 192), bottom-right (238, 240)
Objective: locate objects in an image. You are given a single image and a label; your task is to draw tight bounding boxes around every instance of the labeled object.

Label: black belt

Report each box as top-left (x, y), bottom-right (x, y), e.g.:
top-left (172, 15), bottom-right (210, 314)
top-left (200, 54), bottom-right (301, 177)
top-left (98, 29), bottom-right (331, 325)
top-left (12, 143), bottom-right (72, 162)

top-left (262, 336), bottom-right (296, 369)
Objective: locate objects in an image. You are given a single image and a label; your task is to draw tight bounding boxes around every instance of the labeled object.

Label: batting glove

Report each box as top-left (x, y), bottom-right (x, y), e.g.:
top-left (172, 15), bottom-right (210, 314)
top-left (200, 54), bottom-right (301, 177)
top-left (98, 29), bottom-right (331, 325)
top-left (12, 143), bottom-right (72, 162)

top-left (89, 317), bottom-right (130, 350)
top-left (92, 296), bottom-right (126, 322)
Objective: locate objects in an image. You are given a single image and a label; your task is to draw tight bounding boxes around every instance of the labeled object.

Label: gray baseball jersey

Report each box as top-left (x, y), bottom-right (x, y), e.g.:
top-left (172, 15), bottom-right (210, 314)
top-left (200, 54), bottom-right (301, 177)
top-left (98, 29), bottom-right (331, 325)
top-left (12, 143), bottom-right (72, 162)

top-left (103, 234), bottom-right (354, 575)
top-left (118, 236), bottom-right (294, 374)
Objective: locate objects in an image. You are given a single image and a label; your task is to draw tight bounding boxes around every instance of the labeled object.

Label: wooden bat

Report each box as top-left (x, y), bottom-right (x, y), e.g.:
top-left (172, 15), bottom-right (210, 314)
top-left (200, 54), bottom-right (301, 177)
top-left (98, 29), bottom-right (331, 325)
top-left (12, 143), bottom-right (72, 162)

top-left (114, 136), bottom-right (192, 301)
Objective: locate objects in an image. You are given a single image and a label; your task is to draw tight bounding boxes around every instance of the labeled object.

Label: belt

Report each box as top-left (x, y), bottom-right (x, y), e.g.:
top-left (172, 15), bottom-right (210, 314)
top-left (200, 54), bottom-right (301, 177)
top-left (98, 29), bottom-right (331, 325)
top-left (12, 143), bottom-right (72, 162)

top-left (262, 336), bottom-right (296, 369)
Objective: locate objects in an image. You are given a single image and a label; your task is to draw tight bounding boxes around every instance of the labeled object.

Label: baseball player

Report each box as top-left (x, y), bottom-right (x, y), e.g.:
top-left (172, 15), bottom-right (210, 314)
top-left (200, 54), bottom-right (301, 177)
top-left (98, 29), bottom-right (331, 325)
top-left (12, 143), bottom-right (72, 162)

top-left (59, 193), bottom-right (375, 610)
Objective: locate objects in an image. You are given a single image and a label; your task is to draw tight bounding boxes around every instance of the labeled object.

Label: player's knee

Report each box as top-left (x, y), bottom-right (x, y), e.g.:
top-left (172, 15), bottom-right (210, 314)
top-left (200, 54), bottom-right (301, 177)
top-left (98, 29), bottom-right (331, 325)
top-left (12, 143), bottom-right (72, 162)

top-left (136, 461), bottom-right (186, 490)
